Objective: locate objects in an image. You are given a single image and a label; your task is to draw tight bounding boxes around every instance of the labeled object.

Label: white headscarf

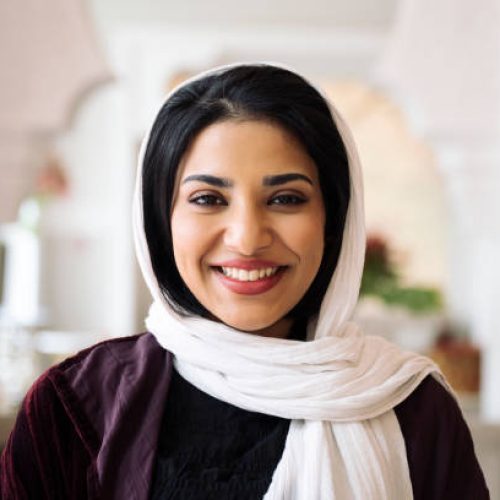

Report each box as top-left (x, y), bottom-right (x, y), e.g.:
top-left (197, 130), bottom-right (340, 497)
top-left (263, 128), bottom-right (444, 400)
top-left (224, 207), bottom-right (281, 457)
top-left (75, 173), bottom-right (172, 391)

top-left (133, 62), bottom-right (445, 499)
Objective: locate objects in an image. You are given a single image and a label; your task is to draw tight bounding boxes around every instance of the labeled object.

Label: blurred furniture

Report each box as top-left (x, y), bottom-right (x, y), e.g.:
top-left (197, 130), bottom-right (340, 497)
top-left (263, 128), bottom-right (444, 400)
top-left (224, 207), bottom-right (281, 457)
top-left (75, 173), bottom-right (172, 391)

top-left (468, 419), bottom-right (500, 499)
top-left (0, 223), bottom-right (42, 327)
top-left (0, 414), bottom-right (16, 453)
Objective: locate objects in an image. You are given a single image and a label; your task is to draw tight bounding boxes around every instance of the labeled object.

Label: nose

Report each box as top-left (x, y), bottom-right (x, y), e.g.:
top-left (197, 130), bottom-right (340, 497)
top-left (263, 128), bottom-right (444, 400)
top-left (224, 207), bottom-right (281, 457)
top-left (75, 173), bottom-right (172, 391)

top-left (223, 203), bottom-right (273, 255)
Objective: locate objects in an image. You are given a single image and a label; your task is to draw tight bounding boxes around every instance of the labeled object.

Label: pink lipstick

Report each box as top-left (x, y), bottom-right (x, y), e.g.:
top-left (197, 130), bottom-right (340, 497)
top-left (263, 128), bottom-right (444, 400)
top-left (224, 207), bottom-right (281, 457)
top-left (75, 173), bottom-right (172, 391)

top-left (210, 259), bottom-right (287, 295)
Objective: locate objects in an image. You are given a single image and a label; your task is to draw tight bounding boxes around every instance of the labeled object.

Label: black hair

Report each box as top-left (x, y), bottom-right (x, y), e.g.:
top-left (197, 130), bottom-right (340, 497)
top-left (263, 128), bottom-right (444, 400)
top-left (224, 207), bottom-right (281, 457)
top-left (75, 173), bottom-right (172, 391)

top-left (142, 64), bottom-right (350, 320)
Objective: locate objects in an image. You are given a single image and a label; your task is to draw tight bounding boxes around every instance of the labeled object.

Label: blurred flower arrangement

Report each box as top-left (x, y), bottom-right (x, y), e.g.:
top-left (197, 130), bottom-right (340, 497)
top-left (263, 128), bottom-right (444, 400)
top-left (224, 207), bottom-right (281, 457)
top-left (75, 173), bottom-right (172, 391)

top-left (360, 234), bottom-right (443, 313)
top-left (36, 157), bottom-right (68, 199)
top-left (18, 155), bottom-right (69, 231)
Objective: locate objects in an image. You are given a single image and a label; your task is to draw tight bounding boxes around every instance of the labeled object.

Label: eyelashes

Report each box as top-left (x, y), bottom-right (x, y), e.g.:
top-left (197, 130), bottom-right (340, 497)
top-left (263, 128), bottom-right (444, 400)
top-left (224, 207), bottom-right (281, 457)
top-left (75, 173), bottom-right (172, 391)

top-left (189, 194), bottom-right (227, 206)
top-left (188, 192), bottom-right (308, 207)
top-left (269, 194), bottom-right (307, 206)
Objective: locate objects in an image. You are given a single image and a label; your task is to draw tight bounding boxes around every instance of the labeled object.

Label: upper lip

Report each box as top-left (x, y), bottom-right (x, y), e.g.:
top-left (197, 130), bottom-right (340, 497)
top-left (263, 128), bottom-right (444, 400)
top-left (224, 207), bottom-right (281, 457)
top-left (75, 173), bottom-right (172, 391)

top-left (210, 259), bottom-right (285, 270)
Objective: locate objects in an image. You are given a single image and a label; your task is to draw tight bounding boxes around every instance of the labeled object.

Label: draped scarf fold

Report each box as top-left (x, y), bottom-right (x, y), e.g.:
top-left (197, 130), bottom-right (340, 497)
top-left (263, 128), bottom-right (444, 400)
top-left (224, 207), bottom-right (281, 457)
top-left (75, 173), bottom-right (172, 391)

top-left (133, 62), bottom-right (446, 499)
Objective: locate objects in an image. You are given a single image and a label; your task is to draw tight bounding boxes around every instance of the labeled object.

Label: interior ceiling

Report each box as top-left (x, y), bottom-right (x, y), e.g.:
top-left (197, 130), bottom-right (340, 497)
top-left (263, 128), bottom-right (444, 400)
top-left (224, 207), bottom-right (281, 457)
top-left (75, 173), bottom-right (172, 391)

top-left (89, 0), bottom-right (399, 29)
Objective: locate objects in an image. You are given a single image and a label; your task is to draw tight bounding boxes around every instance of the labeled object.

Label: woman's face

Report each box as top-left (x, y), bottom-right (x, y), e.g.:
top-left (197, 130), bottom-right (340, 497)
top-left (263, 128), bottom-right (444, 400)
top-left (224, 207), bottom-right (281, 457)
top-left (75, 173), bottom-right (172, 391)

top-left (170, 119), bottom-right (326, 338)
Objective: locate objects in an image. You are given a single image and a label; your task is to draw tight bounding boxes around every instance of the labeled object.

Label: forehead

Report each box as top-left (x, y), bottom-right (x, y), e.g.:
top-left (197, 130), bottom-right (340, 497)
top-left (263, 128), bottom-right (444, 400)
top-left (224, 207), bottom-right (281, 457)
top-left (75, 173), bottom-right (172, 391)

top-left (177, 119), bottom-right (319, 182)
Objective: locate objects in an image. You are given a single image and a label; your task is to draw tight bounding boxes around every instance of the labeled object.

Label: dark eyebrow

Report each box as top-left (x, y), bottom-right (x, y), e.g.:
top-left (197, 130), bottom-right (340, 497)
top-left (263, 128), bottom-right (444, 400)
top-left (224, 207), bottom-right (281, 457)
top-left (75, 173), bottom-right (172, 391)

top-left (182, 172), bottom-right (313, 188)
top-left (262, 173), bottom-right (313, 186)
top-left (182, 174), bottom-right (233, 187)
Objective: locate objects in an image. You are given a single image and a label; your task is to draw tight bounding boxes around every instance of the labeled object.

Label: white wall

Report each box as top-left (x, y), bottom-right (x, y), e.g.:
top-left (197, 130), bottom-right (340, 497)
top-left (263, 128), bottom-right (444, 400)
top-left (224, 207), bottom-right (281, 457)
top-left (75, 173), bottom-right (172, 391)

top-left (89, 0), bottom-right (398, 30)
top-left (41, 80), bottom-right (136, 337)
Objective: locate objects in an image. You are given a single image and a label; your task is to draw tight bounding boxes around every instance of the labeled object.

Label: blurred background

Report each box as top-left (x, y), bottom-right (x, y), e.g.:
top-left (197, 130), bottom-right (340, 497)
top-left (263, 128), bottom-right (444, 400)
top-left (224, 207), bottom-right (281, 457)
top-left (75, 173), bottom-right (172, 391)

top-left (0, 0), bottom-right (499, 493)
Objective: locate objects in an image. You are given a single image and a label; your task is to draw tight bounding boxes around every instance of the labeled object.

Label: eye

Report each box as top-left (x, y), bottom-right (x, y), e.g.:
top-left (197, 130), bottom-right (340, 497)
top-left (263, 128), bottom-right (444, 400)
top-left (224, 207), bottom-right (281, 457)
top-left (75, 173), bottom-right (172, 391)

top-left (269, 193), bottom-right (307, 206)
top-left (189, 193), bottom-right (227, 206)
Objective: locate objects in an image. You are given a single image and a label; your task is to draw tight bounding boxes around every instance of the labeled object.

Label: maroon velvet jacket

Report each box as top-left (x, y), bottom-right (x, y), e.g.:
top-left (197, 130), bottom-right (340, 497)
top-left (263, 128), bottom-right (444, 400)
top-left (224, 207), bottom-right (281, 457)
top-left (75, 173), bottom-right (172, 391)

top-left (0, 333), bottom-right (489, 499)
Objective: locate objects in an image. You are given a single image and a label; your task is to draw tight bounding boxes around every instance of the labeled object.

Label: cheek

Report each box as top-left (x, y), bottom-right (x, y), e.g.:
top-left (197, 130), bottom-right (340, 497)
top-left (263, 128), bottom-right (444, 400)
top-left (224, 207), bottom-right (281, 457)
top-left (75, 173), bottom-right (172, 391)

top-left (171, 209), bottom-right (191, 245)
top-left (170, 208), bottom-right (204, 271)
top-left (170, 207), bottom-right (221, 281)
top-left (280, 212), bottom-right (325, 269)
top-left (304, 226), bottom-right (325, 269)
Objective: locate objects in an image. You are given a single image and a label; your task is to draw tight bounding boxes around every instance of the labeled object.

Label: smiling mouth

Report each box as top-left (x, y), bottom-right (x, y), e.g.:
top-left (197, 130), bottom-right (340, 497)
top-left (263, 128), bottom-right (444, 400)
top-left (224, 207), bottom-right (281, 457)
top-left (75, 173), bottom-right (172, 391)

top-left (213, 266), bottom-right (287, 282)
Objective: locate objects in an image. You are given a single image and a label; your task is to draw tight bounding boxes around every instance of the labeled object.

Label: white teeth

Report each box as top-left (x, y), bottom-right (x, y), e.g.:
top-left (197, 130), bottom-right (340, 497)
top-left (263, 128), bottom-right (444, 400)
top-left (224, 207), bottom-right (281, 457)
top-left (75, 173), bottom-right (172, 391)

top-left (220, 266), bottom-right (280, 281)
top-left (248, 270), bottom-right (260, 281)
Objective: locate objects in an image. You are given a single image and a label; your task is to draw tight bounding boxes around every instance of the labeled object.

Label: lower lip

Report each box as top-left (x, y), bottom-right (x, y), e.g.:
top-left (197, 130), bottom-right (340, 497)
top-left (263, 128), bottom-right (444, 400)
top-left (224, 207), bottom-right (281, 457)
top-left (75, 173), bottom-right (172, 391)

top-left (213, 268), bottom-right (286, 295)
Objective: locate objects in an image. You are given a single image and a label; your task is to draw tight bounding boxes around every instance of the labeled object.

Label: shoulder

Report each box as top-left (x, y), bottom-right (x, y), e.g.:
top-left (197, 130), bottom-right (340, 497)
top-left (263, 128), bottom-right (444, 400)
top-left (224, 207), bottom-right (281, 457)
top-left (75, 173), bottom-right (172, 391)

top-left (18, 334), bottom-right (153, 409)
top-left (17, 333), bottom-right (168, 433)
top-left (395, 374), bottom-right (459, 432)
top-left (9, 332), bottom-right (171, 455)
top-left (53, 331), bottom-right (165, 379)
top-left (44, 332), bottom-right (172, 434)
top-left (395, 375), bottom-right (489, 499)
top-left (45, 332), bottom-right (169, 398)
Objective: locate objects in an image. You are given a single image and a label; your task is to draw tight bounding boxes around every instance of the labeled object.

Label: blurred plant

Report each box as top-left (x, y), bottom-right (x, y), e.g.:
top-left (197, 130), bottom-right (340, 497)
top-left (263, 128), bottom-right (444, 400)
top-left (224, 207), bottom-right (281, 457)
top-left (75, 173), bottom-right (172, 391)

top-left (360, 234), bottom-right (442, 313)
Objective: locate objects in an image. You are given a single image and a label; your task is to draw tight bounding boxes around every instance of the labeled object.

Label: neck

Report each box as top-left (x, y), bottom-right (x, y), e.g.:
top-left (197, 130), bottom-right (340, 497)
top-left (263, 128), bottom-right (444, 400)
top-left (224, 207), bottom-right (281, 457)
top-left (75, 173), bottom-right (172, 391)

top-left (249, 318), bottom-right (294, 339)
top-left (206, 313), bottom-right (299, 340)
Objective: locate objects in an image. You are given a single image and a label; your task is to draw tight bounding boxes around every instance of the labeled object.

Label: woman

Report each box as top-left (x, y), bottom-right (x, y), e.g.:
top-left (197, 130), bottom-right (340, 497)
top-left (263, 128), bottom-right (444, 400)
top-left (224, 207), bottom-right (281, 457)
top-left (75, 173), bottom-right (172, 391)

top-left (1, 63), bottom-right (488, 499)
